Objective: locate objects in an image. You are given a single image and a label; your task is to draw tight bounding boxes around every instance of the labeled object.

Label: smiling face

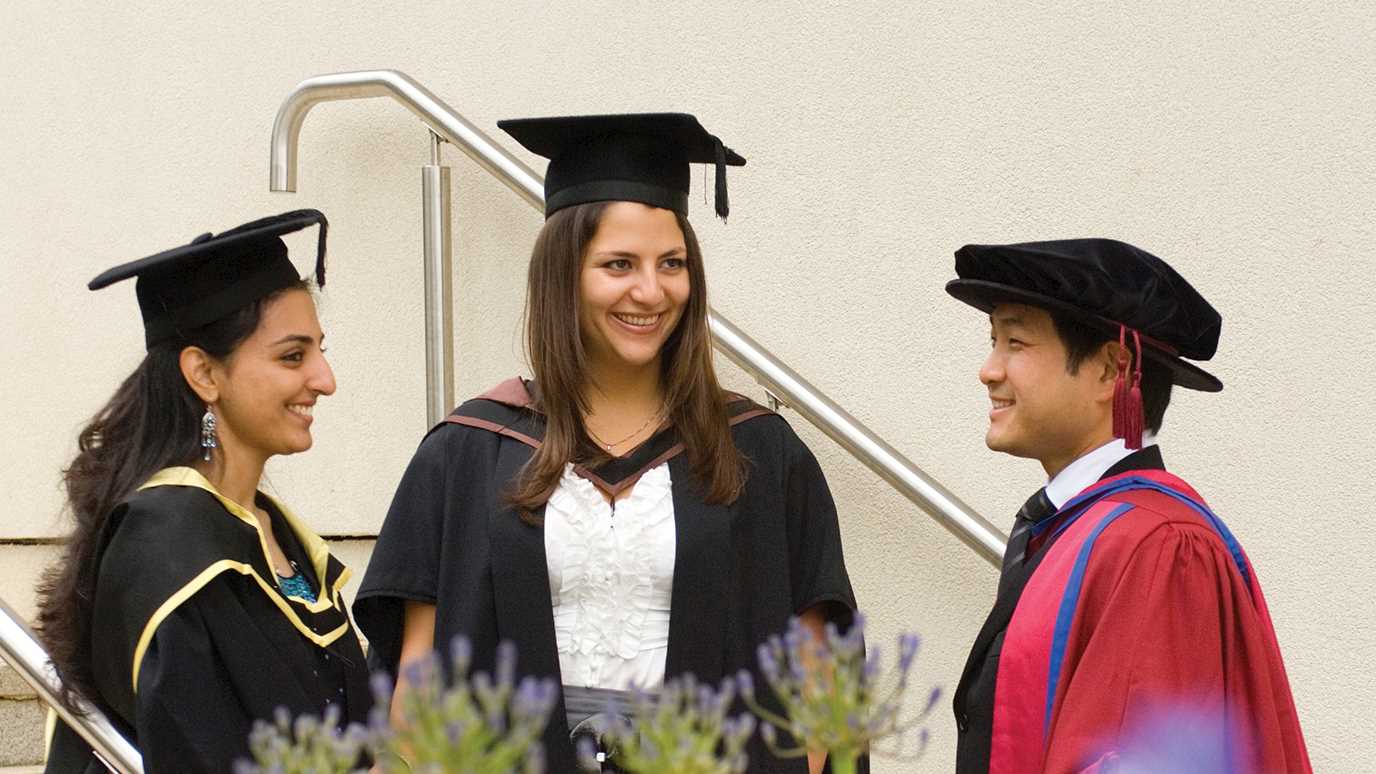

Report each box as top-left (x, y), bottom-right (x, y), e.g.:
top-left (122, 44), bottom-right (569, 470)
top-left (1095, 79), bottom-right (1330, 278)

top-left (980, 303), bottom-right (1115, 476)
top-left (577, 201), bottom-right (691, 376)
top-left (209, 288), bottom-right (335, 465)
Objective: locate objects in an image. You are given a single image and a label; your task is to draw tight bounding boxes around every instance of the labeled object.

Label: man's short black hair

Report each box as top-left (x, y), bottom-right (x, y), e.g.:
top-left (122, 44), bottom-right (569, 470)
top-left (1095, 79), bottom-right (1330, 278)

top-left (1049, 311), bottom-right (1172, 432)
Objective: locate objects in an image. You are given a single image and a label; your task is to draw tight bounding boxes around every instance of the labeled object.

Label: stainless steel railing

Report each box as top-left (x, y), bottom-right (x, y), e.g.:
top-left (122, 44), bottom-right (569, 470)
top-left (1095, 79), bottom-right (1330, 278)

top-left (0, 598), bottom-right (143, 773)
top-left (269, 69), bottom-right (1006, 565)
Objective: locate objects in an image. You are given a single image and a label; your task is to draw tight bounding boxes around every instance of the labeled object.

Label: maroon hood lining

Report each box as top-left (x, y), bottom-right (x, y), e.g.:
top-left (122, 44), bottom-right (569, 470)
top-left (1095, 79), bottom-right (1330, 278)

top-left (447, 377), bottom-right (772, 499)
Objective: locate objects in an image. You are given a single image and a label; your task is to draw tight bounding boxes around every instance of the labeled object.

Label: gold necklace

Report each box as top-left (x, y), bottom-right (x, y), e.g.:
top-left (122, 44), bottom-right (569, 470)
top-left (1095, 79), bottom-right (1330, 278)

top-left (586, 408), bottom-right (664, 451)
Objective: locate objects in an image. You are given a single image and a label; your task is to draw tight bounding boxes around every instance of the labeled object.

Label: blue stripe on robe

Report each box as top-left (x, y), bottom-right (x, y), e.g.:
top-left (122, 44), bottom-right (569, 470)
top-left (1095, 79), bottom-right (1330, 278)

top-left (1044, 502), bottom-right (1136, 733)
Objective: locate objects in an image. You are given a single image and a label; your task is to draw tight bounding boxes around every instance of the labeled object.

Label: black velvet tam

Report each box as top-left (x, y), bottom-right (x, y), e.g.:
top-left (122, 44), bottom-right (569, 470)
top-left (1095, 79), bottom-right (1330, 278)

top-left (946, 238), bottom-right (1223, 391)
top-left (89, 210), bottom-right (328, 349)
top-left (498, 113), bottom-right (745, 220)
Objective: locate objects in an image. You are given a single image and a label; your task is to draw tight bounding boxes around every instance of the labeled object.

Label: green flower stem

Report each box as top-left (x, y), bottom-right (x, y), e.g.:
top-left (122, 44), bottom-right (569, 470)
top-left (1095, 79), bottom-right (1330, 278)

top-left (828, 751), bottom-right (859, 774)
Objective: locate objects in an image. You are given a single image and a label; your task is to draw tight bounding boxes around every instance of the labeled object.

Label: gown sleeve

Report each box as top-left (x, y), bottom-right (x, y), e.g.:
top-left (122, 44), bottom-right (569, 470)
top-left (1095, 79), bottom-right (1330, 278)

top-left (353, 429), bottom-right (453, 673)
top-left (780, 424), bottom-right (858, 626)
top-left (1043, 521), bottom-right (1310, 774)
top-left (131, 588), bottom-right (255, 773)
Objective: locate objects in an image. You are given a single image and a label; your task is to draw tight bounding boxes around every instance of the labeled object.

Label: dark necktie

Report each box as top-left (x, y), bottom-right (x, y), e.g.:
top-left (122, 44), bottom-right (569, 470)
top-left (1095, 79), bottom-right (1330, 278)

top-left (1003, 487), bottom-right (1057, 570)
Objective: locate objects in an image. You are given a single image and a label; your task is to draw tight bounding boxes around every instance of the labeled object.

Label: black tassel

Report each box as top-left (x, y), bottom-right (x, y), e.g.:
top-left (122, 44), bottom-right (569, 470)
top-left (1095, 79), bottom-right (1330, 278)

top-left (714, 138), bottom-right (729, 222)
top-left (313, 213), bottom-right (329, 288)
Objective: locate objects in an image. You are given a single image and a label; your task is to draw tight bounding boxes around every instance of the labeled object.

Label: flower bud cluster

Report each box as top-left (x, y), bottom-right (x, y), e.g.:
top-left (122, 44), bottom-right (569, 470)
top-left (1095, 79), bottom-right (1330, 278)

top-left (739, 615), bottom-right (938, 773)
top-left (372, 638), bottom-right (559, 774)
top-left (577, 674), bottom-right (756, 774)
top-left (236, 637), bottom-right (558, 774)
top-left (235, 704), bottom-right (369, 774)
top-left (238, 622), bottom-right (937, 774)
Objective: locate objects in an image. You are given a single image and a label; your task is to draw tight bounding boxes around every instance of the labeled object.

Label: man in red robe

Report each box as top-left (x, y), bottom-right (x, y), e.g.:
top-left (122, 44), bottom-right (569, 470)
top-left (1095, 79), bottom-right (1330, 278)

top-left (945, 239), bottom-right (1311, 773)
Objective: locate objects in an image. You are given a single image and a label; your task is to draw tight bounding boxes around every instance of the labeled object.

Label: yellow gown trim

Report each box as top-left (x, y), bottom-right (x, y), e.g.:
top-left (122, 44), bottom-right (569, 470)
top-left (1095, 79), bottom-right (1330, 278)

top-left (127, 467), bottom-right (352, 693)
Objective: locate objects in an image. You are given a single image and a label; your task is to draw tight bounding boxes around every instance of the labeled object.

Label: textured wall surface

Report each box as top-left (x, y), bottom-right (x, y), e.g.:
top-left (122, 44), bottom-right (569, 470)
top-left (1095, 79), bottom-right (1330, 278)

top-left (2, 2), bottom-right (1373, 769)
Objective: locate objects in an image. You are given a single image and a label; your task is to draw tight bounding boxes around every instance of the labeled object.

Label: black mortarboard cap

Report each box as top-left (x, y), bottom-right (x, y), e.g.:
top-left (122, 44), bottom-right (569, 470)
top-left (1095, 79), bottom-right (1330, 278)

top-left (945, 238), bottom-right (1223, 392)
top-left (88, 209), bottom-right (328, 349)
top-left (497, 113), bottom-right (746, 220)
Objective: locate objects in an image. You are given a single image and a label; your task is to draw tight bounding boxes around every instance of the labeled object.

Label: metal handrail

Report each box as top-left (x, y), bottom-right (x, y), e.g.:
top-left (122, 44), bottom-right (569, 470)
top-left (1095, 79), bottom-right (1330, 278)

top-left (270, 69), bottom-right (1007, 565)
top-left (0, 598), bottom-right (143, 773)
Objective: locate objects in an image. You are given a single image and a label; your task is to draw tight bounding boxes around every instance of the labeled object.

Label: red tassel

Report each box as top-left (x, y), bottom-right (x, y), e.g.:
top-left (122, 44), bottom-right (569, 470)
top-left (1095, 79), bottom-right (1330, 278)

top-left (1124, 378), bottom-right (1144, 449)
top-left (1120, 329), bottom-right (1145, 449)
top-left (1111, 325), bottom-right (1130, 441)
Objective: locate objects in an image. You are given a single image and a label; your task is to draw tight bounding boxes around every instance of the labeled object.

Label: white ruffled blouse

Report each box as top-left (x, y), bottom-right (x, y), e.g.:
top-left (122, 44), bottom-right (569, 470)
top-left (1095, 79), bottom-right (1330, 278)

top-left (544, 462), bottom-right (676, 690)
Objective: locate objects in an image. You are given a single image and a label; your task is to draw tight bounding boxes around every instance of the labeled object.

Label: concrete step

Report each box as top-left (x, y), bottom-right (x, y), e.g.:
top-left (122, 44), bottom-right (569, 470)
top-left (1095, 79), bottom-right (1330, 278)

top-left (0, 664), bottom-right (44, 767)
top-left (1, 544), bottom-right (58, 768)
top-left (1, 542), bottom-right (52, 765)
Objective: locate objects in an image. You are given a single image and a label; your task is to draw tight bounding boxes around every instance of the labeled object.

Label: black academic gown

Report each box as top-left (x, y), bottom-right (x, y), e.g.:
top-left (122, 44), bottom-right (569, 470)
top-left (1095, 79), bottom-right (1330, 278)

top-left (951, 447), bottom-right (1165, 774)
top-left (45, 467), bottom-right (371, 774)
top-left (355, 378), bottom-right (863, 773)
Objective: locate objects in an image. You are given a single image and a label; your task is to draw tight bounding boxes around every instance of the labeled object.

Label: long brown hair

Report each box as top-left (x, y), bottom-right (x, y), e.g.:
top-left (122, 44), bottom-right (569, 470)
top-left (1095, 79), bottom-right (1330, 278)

top-left (511, 202), bottom-right (745, 513)
top-left (35, 281), bottom-right (308, 713)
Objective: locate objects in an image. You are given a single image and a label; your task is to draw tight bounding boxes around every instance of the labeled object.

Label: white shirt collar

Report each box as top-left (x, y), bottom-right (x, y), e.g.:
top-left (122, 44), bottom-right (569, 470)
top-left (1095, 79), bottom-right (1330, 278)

top-left (1044, 432), bottom-right (1158, 508)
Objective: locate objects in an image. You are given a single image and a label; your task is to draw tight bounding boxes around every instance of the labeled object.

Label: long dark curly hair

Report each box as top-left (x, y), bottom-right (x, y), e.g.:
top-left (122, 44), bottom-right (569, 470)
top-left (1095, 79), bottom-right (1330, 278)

top-left (35, 279), bottom-right (307, 713)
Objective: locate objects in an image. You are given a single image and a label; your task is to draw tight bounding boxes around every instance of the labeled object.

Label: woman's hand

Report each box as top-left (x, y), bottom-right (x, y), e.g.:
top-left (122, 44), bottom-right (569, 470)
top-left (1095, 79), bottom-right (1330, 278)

top-left (391, 601), bottom-right (438, 730)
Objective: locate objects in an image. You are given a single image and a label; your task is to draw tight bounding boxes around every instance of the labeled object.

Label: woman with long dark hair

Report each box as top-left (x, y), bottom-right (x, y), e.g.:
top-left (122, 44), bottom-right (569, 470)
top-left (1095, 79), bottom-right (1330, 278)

top-left (38, 211), bottom-right (370, 773)
top-left (355, 115), bottom-right (860, 773)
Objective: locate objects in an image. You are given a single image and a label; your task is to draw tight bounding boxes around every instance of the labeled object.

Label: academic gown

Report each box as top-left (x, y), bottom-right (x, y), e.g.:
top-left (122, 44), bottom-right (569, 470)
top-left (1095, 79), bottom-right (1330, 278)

top-left (354, 378), bottom-right (863, 773)
top-left (953, 448), bottom-right (1311, 773)
top-left (44, 467), bottom-right (371, 774)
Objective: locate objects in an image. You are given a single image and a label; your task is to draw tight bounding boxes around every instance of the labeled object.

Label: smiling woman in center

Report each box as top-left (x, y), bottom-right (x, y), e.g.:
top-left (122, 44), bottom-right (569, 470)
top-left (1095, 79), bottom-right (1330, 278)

top-left (356, 112), bottom-right (863, 774)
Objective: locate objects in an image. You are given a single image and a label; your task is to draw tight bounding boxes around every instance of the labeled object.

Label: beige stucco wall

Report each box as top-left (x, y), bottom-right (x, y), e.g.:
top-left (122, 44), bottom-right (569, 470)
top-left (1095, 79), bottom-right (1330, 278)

top-left (3, 2), bottom-right (1373, 769)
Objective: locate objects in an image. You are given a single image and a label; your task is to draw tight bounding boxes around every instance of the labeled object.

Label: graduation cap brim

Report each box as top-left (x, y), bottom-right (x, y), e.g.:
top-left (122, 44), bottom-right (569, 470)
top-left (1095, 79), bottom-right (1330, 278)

top-left (498, 113), bottom-right (745, 219)
top-left (946, 278), bottom-right (1223, 392)
top-left (88, 210), bottom-right (328, 290)
top-left (89, 210), bottom-right (329, 349)
top-left (498, 113), bottom-right (746, 166)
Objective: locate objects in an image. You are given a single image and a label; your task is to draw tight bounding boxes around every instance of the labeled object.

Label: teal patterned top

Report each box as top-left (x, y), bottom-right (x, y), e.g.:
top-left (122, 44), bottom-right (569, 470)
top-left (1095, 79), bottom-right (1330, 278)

top-left (277, 567), bottom-right (317, 604)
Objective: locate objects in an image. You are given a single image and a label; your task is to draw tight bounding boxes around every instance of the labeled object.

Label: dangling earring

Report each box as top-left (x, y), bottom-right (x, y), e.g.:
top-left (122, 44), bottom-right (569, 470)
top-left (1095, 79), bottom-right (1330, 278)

top-left (201, 407), bottom-right (218, 461)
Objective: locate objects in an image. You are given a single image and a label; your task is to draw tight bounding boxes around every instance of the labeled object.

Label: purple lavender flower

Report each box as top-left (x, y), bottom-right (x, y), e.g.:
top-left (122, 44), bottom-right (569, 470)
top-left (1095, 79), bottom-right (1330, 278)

top-left (450, 635), bottom-right (473, 674)
top-left (897, 633), bottom-right (920, 680)
top-left (838, 613), bottom-right (866, 656)
top-left (921, 686), bottom-right (941, 715)
top-left (740, 616), bottom-right (941, 774)
top-left (576, 735), bottom-right (600, 770)
top-left (237, 704), bottom-right (368, 773)
top-left (496, 640), bottom-right (517, 687)
top-left (863, 646), bottom-right (883, 682)
top-left (399, 650), bottom-right (440, 698)
top-left (244, 637), bottom-right (557, 773)
top-left (513, 676), bottom-right (558, 719)
top-left (757, 642), bottom-right (781, 682)
top-left (736, 669), bottom-right (756, 701)
top-left (369, 671), bottom-right (394, 705)
top-left (373, 636), bottom-right (555, 773)
top-left (592, 673), bottom-right (753, 773)
top-left (1105, 707), bottom-right (1234, 774)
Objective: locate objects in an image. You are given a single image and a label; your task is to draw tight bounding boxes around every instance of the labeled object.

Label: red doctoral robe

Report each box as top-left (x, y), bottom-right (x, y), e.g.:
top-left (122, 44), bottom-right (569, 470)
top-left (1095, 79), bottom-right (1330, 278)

top-left (986, 468), bottom-right (1310, 773)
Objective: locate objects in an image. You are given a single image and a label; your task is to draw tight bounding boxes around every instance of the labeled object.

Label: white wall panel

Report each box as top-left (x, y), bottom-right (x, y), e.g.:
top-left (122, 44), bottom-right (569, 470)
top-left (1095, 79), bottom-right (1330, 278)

top-left (2, 2), bottom-right (1372, 768)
